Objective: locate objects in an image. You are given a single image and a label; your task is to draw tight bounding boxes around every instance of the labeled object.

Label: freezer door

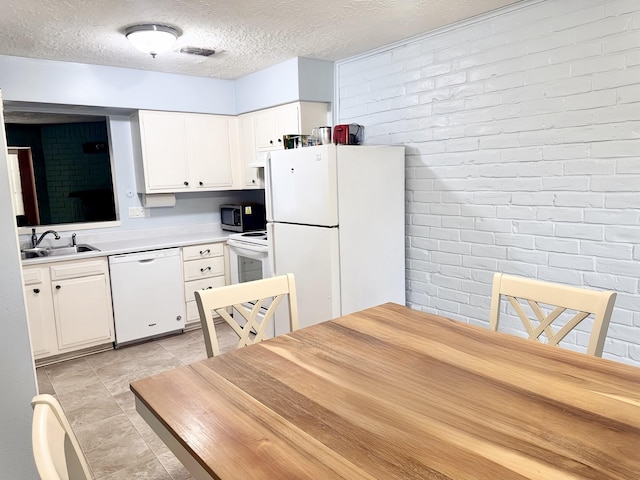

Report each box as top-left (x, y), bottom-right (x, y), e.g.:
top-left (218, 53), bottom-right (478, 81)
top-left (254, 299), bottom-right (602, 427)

top-left (268, 145), bottom-right (338, 226)
top-left (271, 222), bottom-right (341, 329)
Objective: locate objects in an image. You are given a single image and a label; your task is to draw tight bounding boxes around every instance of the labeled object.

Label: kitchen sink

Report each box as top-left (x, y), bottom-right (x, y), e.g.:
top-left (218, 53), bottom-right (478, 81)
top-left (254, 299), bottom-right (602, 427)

top-left (21, 244), bottom-right (100, 259)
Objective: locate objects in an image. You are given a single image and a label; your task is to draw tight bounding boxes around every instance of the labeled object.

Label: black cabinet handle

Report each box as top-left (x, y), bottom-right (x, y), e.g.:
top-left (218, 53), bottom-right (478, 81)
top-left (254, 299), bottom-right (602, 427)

top-left (200, 266), bottom-right (211, 273)
top-left (184, 181), bottom-right (189, 186)
top-left (252, 179), bottom-right (256, 184)
top-left (199, 181), bottom-right (203, 186)
top-left (55, 285), bottom-right (61, 290)
top-left (199, 249), bottom-right (210, 255)
top-left (277, 138), bottom-right (282, 143)
top-left (33, 288), bottom-right (40, 294)
top-left (269, 139), bottom-right (273, 145)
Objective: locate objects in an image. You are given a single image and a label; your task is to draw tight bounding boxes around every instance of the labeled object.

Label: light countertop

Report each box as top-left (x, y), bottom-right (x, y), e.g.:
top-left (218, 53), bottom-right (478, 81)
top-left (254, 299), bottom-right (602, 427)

top-left (21, 225), bottom-right (232, 266)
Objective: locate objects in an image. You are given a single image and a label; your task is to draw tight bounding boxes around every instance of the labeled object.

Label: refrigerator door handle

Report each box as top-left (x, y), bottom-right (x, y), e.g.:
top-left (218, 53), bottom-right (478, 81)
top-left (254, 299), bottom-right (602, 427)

top-left (266, 222), bottom-right (276, 277)
top-left (264, 152), bottom-right (274, 223)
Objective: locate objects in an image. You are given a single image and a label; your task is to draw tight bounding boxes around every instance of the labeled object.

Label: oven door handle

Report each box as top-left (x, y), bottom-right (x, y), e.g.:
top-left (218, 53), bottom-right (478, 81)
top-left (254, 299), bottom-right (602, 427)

top-left (227, 240), bottom-right (268, 254)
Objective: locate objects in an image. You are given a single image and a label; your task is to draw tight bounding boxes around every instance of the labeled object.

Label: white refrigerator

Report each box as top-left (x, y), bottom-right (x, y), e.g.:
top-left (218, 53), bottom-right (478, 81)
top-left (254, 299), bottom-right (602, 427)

top-left (266, 144), bottom-right (405, 331)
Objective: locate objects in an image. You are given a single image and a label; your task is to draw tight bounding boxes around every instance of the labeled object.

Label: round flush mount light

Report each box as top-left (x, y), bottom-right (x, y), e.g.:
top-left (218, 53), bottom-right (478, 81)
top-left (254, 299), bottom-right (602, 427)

top-left (125, 24), bottom-right (180, 58)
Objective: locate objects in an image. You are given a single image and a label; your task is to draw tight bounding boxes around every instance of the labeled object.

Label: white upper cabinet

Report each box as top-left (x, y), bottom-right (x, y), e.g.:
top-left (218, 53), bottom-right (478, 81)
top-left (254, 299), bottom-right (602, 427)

top-left (235, 102), bottom-right (329, 189)
top-left (185, 114), bottom-right (234, 190)
top-left (237, 113), bottom-right (261, 188)
top-left (132, 110), bottom-right (236, 193)
top-left (134, 111), bottom-right (190, 192)
top-left (132, 102), bottom-right (329, 193)
top-left (254, 103), bottom-right (298, 151)
top-left (252, 102), bottom-right (328, 152)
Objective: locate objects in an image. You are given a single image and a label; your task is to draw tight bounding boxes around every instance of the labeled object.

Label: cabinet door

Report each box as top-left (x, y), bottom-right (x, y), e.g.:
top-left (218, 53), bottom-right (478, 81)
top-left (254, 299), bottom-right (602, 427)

top-left (52, 274), bottom-right (114, 351)
top-left (23, 268), bottom-right (57, 358)
top-left (255, 103), bottom-right (303, 151)
top-left (186, 114), bottom-right (234, 189)
top-left (237, 113), bottom-right (260, 188)
top-left (275, 103), bottom-right (301, 139)
top-left (139, 111), bottom-right (190, 192)
top-left (254, 109), bottom-right (281, 150)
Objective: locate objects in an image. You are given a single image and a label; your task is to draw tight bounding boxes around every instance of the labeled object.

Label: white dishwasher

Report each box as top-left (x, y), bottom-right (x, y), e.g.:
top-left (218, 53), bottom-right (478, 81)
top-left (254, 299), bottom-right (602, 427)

top-left (109, 248), bottom-right (185, 346)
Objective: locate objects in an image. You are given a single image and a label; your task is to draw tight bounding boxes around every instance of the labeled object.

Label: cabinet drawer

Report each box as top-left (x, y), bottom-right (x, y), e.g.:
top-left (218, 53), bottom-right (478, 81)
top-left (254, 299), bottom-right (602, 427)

top-left (23, 267), bottom-right (46, 285)
top-left (186, 300), bottom-right (200, 323)
top-left (182, 243), bottom-right (224, 261)
top-left (184, 276), bottom-right (226, 301)
top-left (183, 257), bottom-right (225, 281)
top-left (186, 298), bottom-right (224, 323)
top-left (50, 259), bottom-right (107, 280)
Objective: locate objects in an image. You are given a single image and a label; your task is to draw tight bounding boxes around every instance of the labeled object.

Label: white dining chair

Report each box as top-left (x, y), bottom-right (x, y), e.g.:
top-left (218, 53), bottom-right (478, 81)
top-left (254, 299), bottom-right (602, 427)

top-left (194, 273), bottom-right (299, 357)
top-left (489, 272), bottom-right (616, 356)
top-left (31, 394), bottom-right (92, 480)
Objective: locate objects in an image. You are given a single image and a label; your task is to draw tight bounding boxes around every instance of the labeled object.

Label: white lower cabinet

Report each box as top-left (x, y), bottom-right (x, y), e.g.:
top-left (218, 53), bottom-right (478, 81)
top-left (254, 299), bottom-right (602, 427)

top-left (182, 242), bottom-right (228, 328)
top-left (23, 267), bottom-right (57, 358)
top-left (23, 243), bottom-right (228, 362)
top-left (23, 258), bottom-right (114, 362)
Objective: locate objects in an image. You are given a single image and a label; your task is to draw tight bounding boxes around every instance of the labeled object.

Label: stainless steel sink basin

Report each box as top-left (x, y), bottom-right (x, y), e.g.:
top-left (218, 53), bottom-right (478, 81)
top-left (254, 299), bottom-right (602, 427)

top-left (21, 247), bottom-right (49, 259)
top-left (47, 244), bottom-right (100, 256)
top-left (21, 244), bottom-right (100, 259)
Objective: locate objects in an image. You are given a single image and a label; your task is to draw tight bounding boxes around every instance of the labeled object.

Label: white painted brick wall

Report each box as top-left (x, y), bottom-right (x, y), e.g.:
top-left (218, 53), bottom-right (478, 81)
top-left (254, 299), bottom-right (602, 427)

top-left (336, 0), bottom-right (640, 366)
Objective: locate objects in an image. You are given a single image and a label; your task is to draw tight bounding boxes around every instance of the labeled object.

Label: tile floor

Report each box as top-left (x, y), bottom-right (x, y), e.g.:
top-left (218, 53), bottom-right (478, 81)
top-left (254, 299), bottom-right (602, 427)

top-left (36, 324), bottom-right (238, 480)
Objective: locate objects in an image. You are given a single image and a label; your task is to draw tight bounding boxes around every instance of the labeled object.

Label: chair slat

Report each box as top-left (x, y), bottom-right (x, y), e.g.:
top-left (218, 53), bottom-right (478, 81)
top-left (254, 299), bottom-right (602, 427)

top-left (489, 273), bottom-right (616, 356)
top-left (195, 273), bottom-right (298, 357)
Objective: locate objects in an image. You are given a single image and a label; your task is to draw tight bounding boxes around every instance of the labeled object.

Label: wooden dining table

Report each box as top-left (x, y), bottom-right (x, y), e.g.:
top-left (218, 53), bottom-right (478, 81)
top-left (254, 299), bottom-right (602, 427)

top-left (130, 302), bottom-right (640, 479)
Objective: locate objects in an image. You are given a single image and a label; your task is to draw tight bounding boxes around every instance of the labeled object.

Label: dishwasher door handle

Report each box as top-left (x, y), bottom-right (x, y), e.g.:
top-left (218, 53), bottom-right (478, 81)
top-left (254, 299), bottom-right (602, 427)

top-left (138, 258), bottom-right (156, 264)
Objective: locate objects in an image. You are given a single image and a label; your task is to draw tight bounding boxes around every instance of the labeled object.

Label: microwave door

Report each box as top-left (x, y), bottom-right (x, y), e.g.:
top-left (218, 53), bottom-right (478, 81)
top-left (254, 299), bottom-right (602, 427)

top-left (221, 208), bottom-right (232, 226)
top-left (221, 206), bottom-right (241, 232)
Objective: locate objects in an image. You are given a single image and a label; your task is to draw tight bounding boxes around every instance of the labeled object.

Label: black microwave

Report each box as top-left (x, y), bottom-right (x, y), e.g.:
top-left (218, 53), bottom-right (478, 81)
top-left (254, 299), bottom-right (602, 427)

top-left (220, 204), bottom-right (266, 232)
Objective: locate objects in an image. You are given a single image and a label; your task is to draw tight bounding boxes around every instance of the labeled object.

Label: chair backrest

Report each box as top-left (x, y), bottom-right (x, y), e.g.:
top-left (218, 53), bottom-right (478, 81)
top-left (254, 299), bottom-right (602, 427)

top-left (489, 273), bottom-right (616, 356)
top-left (31, 394), bottom-right (92, 480)
top-left (194, 273), bottom-right (299, 357)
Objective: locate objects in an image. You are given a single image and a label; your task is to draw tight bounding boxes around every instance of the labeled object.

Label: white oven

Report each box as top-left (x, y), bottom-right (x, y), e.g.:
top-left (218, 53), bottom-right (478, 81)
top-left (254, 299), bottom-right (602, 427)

top-left (226, 230), bottom-right (290, 337)
top-left (226, 230), bottom-right (275, 336)
top-left (227, 231), bottom-right (270, 285)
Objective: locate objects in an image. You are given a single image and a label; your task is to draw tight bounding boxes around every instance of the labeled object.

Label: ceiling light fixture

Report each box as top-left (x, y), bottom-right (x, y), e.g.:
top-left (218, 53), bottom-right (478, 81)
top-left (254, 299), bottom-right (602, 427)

top-left (125, 24), bottom-right (180, 58)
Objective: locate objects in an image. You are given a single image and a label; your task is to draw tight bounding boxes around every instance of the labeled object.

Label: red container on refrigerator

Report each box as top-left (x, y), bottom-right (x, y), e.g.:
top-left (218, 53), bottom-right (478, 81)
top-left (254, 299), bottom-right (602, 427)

top-left (333, 124), bottom-right (364, 145)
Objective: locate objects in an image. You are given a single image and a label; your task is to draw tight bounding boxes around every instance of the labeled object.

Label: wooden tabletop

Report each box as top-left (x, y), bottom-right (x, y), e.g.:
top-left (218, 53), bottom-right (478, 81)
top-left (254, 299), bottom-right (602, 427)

top-left (131, 302), bottom-right (640, 480)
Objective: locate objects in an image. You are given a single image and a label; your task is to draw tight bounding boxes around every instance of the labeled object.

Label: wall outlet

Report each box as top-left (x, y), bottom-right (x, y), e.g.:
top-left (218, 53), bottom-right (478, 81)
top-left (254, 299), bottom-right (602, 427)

top-left (128, 206), bottom-right (148, 218)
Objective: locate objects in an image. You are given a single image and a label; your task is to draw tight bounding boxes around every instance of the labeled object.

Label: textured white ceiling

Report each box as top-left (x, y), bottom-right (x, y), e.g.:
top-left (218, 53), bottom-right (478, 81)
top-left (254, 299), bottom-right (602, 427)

top-left (0, 0), bottom-right (522, 80)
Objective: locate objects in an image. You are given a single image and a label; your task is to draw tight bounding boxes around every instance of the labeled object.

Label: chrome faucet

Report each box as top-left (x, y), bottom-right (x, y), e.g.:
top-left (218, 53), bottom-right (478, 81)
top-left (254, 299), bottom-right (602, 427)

top-left (31, 228), bottom-right (61, 248)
